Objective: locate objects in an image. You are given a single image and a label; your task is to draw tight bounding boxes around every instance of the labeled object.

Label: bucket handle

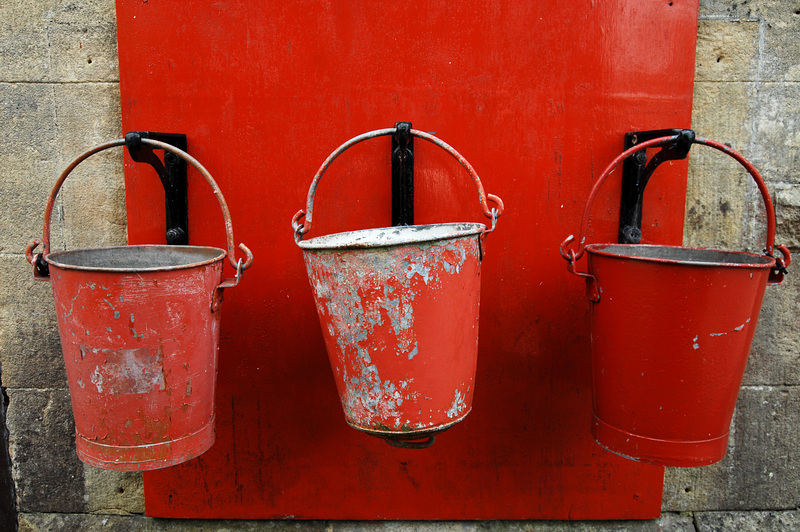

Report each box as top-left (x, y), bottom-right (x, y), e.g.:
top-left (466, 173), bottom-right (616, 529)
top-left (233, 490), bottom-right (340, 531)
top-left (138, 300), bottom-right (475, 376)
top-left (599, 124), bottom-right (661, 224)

top-left (26, 138), bottom-right (254, 277)
top-left (292, 128), bottom-right (504, 242)
top-left (559, 135), bottom-right (791, 285)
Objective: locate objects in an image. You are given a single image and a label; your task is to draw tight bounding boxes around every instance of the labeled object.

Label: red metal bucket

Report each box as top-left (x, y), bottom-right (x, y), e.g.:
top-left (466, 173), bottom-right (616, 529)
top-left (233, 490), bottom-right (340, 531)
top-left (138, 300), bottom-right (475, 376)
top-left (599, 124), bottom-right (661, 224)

top-left (293, 128), bottom-right (503, 448)
top-left (561, 136), bottom-right (791, 466)
top-left (26, 138), bottom-right (253, 470)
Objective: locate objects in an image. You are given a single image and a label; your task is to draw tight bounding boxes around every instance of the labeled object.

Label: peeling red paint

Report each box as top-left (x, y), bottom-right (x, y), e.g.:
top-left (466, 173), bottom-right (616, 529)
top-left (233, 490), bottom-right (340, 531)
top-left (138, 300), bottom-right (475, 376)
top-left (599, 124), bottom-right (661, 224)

top-left (301, 224), bottom-right (484, 443)
top-left (50, 252), bottom-right (225, 470)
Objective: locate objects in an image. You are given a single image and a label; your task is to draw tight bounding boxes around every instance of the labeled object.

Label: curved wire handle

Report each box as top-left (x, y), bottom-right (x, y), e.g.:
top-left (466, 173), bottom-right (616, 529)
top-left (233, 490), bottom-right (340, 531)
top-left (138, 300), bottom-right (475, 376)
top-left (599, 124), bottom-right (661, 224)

top-left (559, 135), bottom-right (790, 283)
top-left (292, 128), bottom-right (504, 242)
top-left (26, 138), bottom-right (254, 272)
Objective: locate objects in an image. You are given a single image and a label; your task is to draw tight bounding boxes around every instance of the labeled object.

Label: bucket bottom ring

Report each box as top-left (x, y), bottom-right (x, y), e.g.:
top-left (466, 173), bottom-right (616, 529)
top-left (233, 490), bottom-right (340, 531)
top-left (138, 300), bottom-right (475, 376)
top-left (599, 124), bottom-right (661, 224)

top-left (350, 408), bottom-right (471, 449)
top-left (75, 419), bottom-right (215, 471)
top-left (592, 413), bottom-right (730, 467)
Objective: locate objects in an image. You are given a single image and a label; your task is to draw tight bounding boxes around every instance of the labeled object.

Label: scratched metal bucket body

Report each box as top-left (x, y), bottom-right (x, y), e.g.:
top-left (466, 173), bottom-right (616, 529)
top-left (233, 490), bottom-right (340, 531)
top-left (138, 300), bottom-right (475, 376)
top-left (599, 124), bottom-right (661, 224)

top-left (47, 245), bottom-right (225, 470)
top-left (587, 244), bottom-right (774, 466)
top-left (300, 223), bottom-right (484, 443)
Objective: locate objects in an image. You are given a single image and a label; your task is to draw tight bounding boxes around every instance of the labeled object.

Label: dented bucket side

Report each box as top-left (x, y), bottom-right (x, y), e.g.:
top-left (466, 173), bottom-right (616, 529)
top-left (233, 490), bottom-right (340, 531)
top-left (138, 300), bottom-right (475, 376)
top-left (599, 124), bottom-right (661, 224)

top-left (50, 259), bottom-right (224, 470)
top-left (303, 234), bottom-right (482, 437)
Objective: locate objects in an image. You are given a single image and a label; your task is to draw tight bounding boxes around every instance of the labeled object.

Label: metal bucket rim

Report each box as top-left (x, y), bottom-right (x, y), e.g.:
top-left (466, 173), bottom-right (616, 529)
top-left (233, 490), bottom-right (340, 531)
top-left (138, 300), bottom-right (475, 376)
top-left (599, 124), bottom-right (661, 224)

top-left (586, 243), bottom-right (774, 269)
top-left (297, 222), bottom-right (485, 251)
top-left (46, 244), bottom-right (226, 273)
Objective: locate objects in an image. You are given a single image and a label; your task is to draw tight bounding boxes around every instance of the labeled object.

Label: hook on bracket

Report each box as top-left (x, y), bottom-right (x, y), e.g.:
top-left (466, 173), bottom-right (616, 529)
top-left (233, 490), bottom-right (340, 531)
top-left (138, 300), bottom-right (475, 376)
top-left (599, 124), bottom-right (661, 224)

top-left (619, 128), bottom-right (695, 244)
top-left (124, 131), bottom-right (189, 245)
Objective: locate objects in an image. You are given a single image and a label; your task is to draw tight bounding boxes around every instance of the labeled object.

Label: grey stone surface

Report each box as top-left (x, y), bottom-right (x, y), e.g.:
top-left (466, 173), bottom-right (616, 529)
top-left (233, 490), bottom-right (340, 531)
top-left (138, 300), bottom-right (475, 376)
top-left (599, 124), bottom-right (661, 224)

top-left (16, 514), bottom-right (695, 532)
top-left (0, 366), bottom-right (17, 532)
top-left (0, 0), bottom-right (119, 83)
top-left (699, 1), bottom-right (800, 82)
top-left (760, 6), bottom-right (800, 82)
top-left (336, 515), bottom-right (695, 531)
top-left (685, 83), bottom-right (800, 250)
top-left (774, 184), bottom-right (800, 249)
top-left (48, 83), bottom-right (126, 252)
top-left (0, 81), bottom-right (125, 255)
top-left (695, 20), bottom-right (759, 82)
top-left (5, 388), bottom-right (86, 513)
top-left (745, 270), bottom-right (800, 386)
top-left (0, 82), bottom-right (58, 255)
top-left (663, 386), bottom-right (800, 511)
top-left (749, 83), bottom-right (800, 186)
top-left (684, 82), bottom-right (758, 252)
top-left (0, 256), bottom-right (67, 390)
top-left (695, 510), bottom-right (800, 531)
top-left (84, 467), bottom-right (144, 515)
top-left (18, 514), bottom-right (329, 532)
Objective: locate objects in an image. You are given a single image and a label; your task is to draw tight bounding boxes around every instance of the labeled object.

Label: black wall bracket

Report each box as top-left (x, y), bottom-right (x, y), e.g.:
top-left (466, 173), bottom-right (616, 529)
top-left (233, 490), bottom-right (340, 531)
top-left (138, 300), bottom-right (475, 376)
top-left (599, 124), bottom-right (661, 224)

top-left (619, 128), bottom-right (695, 244)
top-left (392, 122), bottom-right (414, 227)
top-left (124, 131), bottom-right (189, 245)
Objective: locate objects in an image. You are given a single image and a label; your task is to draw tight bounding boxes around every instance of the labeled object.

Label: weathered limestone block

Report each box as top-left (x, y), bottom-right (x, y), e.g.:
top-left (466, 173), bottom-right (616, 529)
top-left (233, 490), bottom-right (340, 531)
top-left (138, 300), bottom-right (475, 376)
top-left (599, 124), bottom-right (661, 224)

top-left (0, 256), bottom-right (67, 389)
top-left (0, 0), bottom-right (118, 83)
top-left (19, 513), bottom-right (329, 531)
top-left (0, 82), bottom-right (58, 254)
top-left (0, 81), bottom-right (125, 255)
top-left (745, 259), bottom-right (800, 385)
top-left (750, 83), bottom-right (800, 186)
top-left (686, 84), bottom-right (800, 249)
top-left (16, 514), bottom-right (695, 532)
top-left (663, 386), bottom-right (800, 511)
top-left (83, 467), bottom-right (144, 515)
top-left (773, 184), bottom-right (800, 249)
top-left (336, 516), bottom-right (695, 532)
top-left (50, 83), bottom-right (125, 252)
top-left (760, 6), bottom-right (800, 82)
top-left (5, 388), bottom-right (86, 513)
top-left (695, 20), bottom-right (759, 82)
top-left (698, 1), bottom-right (800, 81)
top-left (695, 510), bottom-right (800, 531)
top-left (685, 82), bottom-right (760, 252)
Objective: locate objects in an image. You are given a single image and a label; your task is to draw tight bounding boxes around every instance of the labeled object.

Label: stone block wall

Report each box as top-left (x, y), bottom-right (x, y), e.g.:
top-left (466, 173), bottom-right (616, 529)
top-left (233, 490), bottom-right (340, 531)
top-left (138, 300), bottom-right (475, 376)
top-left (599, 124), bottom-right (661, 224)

top-left (1, 1), bottom-right (798, 530)
top-left (0, 0), bottom-right (141, 524)
top-left (664, 0), bottom-right (800, 515)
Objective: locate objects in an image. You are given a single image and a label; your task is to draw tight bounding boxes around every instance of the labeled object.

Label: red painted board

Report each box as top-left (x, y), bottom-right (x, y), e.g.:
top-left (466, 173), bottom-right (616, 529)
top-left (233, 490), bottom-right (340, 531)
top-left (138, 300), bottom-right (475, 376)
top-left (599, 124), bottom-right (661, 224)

top-left (115, 0), bottom-right (698, 519)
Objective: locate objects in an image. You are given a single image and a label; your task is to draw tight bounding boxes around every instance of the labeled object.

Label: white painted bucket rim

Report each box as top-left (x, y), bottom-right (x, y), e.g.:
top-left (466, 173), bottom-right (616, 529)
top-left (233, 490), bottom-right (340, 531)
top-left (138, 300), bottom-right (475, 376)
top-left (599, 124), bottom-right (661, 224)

top-left (298, 222), bottom-right (485, 250)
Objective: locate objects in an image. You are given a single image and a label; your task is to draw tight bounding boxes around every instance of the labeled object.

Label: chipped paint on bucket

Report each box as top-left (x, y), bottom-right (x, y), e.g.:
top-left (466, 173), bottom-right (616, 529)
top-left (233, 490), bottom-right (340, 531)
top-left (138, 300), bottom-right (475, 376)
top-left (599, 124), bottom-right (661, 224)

top-left (561, 135), bottom-right (791, 467)
top-left (586, 244), bottom-right (774, 466)
top-left (26, 137), bottom-right (253, 470)
top-left (300, 223), bottom-right (484, 440)
top-left (48, 245), bottom-right (226, 470)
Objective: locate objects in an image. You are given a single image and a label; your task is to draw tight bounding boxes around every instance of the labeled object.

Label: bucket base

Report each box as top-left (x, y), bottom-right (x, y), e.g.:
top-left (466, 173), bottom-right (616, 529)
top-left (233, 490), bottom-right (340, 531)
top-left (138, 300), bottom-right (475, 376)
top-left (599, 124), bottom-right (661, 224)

top-left (76, 420), bottom-right (215, 471)
top-left (350, 409), bottom-right (471, 449)
top-left (592, 414), bottom-right (729, 467)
